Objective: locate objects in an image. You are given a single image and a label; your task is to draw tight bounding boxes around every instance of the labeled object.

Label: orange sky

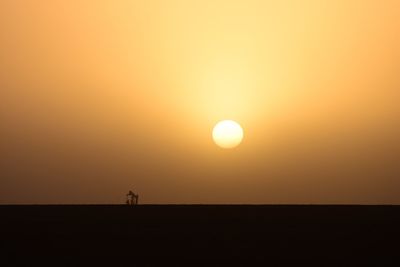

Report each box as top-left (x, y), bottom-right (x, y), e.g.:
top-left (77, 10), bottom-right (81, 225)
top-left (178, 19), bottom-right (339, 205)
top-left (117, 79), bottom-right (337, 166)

top-left (1, 1), bottom-right (400, 204)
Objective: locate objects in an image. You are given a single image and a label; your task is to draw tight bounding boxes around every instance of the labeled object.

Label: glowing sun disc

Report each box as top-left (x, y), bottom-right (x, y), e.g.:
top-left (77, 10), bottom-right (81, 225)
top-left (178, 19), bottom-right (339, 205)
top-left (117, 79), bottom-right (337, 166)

top-left (212, 120), bottom-right (244, 149)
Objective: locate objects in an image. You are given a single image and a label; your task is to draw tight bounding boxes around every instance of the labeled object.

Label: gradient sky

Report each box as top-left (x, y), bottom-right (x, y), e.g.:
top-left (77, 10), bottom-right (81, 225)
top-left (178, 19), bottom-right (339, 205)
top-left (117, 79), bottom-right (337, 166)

top-left (1, 1), bottom-right (400, 204)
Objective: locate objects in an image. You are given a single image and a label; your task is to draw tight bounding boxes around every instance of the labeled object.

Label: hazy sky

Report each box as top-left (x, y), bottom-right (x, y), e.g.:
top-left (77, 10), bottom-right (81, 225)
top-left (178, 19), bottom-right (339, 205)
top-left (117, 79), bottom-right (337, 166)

top-left (1, 1), bottom-right (400, 204)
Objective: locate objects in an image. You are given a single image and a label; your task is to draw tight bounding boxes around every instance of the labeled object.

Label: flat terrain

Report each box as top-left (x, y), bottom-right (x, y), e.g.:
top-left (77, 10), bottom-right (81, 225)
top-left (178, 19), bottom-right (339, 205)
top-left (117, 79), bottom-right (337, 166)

top-left (1, 205), bottom-right (399, 266)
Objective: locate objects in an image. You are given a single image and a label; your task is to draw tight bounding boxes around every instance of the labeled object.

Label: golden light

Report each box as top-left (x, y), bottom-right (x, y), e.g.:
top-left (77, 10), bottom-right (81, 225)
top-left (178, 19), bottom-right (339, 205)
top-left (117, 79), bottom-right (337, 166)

top-left (212, 120), bottom-right (244, 149)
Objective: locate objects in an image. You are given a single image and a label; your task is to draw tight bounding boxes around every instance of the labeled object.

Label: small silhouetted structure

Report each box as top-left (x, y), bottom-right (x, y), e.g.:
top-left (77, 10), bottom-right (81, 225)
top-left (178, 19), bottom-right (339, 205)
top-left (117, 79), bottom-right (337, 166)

top-left (126, 190), bottom-right (139, 205)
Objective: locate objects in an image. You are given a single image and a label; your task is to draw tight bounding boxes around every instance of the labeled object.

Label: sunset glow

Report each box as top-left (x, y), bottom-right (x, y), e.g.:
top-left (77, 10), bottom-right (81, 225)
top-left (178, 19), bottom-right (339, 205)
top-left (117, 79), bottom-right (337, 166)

top-left (1, 1), bottom-right (399, 204)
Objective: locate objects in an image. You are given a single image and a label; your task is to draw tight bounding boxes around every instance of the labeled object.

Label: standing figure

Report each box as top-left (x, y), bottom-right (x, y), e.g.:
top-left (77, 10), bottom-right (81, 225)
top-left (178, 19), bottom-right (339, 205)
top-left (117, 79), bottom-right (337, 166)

top-left (126, 190), bottom-right (139, 205)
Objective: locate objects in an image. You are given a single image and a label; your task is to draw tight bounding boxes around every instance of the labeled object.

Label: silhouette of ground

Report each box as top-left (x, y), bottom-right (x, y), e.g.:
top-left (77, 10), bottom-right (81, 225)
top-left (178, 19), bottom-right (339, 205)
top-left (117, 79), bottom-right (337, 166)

top-left (1, 205), bottom-right (399, 266)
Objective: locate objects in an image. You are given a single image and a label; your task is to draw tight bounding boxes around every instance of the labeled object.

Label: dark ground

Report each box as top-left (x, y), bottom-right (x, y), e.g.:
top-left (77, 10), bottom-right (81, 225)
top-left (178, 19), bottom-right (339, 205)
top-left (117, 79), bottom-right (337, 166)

top-left (1, 205), bottom-right (399, 266)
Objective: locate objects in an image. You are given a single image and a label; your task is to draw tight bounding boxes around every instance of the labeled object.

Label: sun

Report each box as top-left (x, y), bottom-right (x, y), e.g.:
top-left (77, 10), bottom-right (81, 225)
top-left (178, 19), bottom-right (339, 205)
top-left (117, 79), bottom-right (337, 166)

top-left (212, 120), bottom-right (244, 149)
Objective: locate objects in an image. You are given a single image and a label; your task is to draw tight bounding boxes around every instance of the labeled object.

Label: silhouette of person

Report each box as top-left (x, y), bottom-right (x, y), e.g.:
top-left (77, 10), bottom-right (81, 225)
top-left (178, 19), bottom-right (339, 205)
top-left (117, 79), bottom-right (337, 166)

top-left (126, 191), bottom-right (138, 205)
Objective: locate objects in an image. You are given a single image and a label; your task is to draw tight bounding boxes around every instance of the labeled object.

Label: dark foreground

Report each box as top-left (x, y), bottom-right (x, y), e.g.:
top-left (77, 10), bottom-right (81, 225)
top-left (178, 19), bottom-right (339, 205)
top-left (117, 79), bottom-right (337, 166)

top-left (1, 205), bottom-right (399, 266)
